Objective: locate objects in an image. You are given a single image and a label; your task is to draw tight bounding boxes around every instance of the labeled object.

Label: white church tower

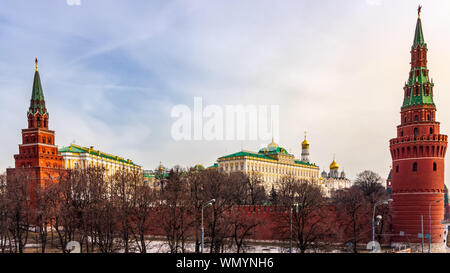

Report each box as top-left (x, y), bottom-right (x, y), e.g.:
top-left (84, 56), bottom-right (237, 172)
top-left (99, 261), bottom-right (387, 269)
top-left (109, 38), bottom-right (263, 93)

top-left (301, 132), bottom-right (310, 163)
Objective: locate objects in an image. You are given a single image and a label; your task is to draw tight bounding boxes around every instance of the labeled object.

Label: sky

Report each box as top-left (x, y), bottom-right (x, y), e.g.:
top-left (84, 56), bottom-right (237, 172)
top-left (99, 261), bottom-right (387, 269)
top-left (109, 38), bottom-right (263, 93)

top-left (2, 0), bottom-right (450, 185)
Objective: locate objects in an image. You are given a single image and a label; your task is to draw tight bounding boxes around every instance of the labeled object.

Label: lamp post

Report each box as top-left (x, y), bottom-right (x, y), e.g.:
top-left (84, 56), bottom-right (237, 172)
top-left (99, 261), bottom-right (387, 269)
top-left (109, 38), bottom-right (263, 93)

top-left (201, 199), bottom-right (215, 254)
top-left (428, 197), bottom-right (444, 253)
top-left (289, 203), bottom-right (298, 254)
top-left (372, 199), bottom-right (392, 252)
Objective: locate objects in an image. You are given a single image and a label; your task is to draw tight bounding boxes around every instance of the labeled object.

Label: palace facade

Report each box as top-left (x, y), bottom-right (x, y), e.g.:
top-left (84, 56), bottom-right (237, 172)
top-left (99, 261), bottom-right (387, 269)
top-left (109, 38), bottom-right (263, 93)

top-left (213, 136), bottom-right (320, 190)
top-left (59, 144), bottom-right (141, 175)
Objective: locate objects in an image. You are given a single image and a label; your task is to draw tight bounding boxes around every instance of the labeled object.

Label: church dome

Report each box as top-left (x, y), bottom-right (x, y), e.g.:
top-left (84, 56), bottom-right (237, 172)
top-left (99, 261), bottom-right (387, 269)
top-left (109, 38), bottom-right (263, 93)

top-left (267, 138), bottom-right (279, 148)
top-left (301, 138), bottom-right (309, 148)
top-left (330, 159), bottom-right (339, 170)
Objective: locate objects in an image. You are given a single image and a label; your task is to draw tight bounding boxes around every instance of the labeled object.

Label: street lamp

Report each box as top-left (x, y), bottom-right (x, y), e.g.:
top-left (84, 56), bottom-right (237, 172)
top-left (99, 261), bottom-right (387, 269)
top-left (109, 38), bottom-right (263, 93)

top-left (428, 197), bottom-right (444, 253)
top-left (201, 199), bottom-right (215, 253)
top-left (372, 199), bottom-right (393, 252)
top-left (289, 203), bottom-right (298, 254)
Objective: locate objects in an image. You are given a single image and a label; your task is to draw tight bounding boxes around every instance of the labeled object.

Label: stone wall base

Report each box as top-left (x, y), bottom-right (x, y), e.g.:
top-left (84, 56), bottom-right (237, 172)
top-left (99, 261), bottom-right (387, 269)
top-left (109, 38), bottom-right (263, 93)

top-left (391, 242), bottom-right (449, 253)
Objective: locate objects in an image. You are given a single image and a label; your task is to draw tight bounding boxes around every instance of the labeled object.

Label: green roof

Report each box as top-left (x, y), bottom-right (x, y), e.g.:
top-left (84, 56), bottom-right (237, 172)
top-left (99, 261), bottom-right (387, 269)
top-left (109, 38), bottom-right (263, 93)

top-left (28, 70), bottom-right (48, 117)
top-left (219, 151), bottom-right (274, 161)
top-left (413, 18), bottom-right (425, 48)
top-left (58, 144), bottom-right (141, 167)
top-left (258, 146), bottom-right (289, 155)
top-left (402, 16), bottom-right (435, 109)
top-left (218, 151), bottom-right (318, 168)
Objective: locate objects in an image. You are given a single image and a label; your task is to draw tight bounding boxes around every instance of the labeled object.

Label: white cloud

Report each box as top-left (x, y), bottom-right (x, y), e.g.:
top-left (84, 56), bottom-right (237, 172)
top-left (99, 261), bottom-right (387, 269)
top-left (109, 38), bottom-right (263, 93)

top-left (66, 0), bottom-right (81, 6)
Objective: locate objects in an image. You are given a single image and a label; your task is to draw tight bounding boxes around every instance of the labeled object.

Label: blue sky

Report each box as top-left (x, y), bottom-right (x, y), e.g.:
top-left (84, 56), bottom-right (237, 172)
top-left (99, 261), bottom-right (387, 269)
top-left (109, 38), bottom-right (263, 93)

top-left (2, 0), bottom-right (450, 185)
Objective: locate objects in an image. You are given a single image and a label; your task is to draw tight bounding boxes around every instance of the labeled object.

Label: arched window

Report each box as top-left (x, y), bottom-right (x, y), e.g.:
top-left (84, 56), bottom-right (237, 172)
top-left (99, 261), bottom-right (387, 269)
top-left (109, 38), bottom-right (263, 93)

top-left (414, 128), bottom-right (418, 140)
top-left (396, 165), bottom-right (399, 173)
top-left (413, 162), bottom-right (418, 172)
top-left (433, 162), bottom-right (437, 171)
top-left (414, 115), bottom-right (418, 121)
top-left (430, 127), bottom-right (433, 134)
top-left (427, 114), bottom-right (430, 121)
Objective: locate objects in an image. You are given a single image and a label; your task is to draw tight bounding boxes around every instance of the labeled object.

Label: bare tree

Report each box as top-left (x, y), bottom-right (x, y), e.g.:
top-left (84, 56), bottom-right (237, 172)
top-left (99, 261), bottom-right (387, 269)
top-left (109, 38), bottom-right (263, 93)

top-left (5, 170), bottom-right (33, 253)
top-left (0, 173), bottom-right (9, 253)
top-left (158, 168), bottom-right (191, 253)
top-left (332, 187), bottom-right (371, 253)
top-left (353, 170), bottom-right (391, 245)
top-left (275, 176), bottom-right (334, 253)
top-left (245, 174), bottom-right (267, 205)
top-left (129, 170), bottom-right (156, 253)
top-left (226, 207), bottom-right (263, 253)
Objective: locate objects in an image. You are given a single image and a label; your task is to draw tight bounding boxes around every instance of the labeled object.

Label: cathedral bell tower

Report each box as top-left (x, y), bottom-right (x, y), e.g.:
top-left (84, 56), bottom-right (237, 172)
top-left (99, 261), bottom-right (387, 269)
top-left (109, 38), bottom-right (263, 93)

top-left (301, 132), bottom-right (310, 163)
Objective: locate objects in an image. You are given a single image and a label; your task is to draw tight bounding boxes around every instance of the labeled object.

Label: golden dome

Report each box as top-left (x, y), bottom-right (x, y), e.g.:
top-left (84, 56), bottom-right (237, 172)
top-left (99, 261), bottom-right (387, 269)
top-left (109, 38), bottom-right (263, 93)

top-left (301, 139), bottom-right (309, 148)
top-left (267, 138), bottom-right (279, 148)
top-left (330, 159), bottom-right (339, 170)
top-left (301, 132), bottom-right (309, 148)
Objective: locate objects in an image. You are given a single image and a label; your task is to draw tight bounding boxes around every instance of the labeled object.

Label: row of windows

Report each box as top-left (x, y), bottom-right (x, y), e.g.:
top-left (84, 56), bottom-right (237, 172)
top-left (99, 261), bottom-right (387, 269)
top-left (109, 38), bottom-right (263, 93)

top-left (403, 114), bottom-right (432, 124)
top-left (24, 136), bottom-right (53, 144)
top-left (391, 145), bottom-right (445, 159)
top-left (395, 162), bottom-right (437, 173)
top-left (400, 127), bottom-right (434, 137)
top-left (405, 85), bottom-right (432, 97)
top-left (221, 162), bottom-right (317, 177)
top-left (28, 117), bottom-right (48, 128)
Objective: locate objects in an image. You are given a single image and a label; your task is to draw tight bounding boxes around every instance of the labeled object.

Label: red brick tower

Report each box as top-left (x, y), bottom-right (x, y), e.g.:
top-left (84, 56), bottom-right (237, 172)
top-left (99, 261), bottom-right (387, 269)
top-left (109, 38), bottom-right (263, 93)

top-left (389, 8), bottom-right (447, 245)
top-left (7, 59), bottom-right (64, 196)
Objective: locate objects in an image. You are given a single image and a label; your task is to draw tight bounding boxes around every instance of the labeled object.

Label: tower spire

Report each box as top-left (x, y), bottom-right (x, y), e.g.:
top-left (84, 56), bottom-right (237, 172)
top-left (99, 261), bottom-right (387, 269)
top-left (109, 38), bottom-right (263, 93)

top-left (413, 6), bottom-right (425, 48)
top-left (27, 58), bottom-right (48, 128)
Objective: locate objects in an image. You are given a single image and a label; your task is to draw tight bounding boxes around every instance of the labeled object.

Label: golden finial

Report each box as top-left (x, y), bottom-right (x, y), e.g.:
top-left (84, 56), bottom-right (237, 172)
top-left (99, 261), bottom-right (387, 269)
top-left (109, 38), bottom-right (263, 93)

top-left (35, 57), bottom-right (38, 71)
top-left (418, 5), bottom-right (422, 19)
top-left (304, 131), bottom-right (307, 140)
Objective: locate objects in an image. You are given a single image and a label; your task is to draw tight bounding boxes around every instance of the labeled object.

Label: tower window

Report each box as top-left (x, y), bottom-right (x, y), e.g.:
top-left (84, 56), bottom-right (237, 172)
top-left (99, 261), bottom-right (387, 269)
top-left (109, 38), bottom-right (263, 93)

top-left (413, 162), bottom-right (418, 172)
top-left (414, 128), bottom-right (418, 140)
top-left (433, 162), bottom-right (437, 171)
top-left (414, 115), bottom-right (418, 121)
top-left (430, 127), bottom-right (433, 134)
top-left (427, 114), bottom-right (430, 121)
top-left (396, 165), bottom-right (399, 173)
top-left (401, 131), bottom-right (404, 137)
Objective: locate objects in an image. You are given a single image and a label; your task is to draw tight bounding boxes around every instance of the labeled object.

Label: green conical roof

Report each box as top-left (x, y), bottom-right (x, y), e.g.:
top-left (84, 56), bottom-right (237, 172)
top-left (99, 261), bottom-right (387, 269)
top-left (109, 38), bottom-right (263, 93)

top-left (413, 18), bottom-right (425, 48)
top-left (28, 61), bottom-right (48, 116)
top-left (402, 12), bottom-right (434, 109)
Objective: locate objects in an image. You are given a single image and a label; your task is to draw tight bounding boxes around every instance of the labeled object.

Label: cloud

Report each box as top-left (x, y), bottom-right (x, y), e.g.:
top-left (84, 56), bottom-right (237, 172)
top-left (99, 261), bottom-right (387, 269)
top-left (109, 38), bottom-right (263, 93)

top-left (66, 0), bottom-right (81, 6)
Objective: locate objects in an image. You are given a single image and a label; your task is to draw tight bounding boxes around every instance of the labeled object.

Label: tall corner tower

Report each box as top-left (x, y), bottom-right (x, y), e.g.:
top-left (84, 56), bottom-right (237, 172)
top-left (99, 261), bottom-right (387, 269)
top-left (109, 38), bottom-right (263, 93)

top-left (7, 58), bottom-right (64, 194)
top-left (389, 7), bottom-right (447, 245)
